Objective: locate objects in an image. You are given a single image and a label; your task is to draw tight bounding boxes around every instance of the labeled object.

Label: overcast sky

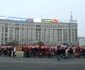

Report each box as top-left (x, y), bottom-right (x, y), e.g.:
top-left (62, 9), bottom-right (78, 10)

top-left (0, 0), bottom-right (85, 37)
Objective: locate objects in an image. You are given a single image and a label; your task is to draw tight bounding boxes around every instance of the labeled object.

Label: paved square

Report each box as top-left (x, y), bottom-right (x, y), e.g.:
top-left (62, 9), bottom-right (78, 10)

top-left (0, 57), bottom-right (85, 70)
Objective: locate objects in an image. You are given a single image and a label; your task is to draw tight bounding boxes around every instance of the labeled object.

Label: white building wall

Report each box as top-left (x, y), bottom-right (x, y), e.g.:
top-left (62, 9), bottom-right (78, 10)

top-left (0, 26), bottom-right (2, 45)
top-left (0, 19), bottom-right (77, 46)
top-left (78, 37), bottom-right (85, 46)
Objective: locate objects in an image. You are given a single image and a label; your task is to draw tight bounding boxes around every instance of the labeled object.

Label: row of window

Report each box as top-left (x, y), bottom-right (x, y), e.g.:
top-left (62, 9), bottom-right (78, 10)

top-left (0, 23), bottom-right (77, 28)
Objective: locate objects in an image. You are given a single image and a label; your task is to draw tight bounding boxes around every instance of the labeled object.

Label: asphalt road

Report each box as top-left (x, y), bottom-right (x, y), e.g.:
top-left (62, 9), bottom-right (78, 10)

top-left (0, 57), bottom-right (85, 70)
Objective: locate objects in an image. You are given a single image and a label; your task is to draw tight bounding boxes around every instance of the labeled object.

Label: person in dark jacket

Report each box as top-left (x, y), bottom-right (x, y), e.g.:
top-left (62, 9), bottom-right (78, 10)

top-left (56, 46), bottom-right (62, 61)
top-left (68, 47), bottom-right (74, 59)
top-left (61, 47), bottom-right (65, 59)
top-left (82, 46), bottom-right (85, 58)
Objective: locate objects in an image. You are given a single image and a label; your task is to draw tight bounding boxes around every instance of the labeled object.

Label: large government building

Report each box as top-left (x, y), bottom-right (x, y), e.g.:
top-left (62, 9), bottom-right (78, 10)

top-left (0, 16), bottom-right (77, 46)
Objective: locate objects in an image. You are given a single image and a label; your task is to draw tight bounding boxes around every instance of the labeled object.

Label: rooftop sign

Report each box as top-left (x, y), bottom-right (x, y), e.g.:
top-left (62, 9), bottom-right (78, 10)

top-left (0, 16), bottom-right (7, 19)
top-left (8, 16), bottom-right (27, 21)
top-left (0, 16), bottom-right (62, 23)
top-left (33, 18), bottom-right (41, 22)
top-left (26, 18), bottom-right (33, 23)
top-left (41, 19), bottom-right (51, 23)
top-left (0, 16), bottom-right (27, 22)
top-left (51, 19), bottom-right (58, 23)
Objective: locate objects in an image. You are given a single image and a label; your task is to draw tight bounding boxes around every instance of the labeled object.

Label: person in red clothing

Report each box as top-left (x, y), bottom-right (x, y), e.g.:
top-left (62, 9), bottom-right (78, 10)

top-left (45, 47), bottom-right (50, 57)
top-left (25, 46), bottom-right (29, 57)
top-left (75, 46), bottom-right (81, 58)
top-left (75, 46), bottom-right (80, 53)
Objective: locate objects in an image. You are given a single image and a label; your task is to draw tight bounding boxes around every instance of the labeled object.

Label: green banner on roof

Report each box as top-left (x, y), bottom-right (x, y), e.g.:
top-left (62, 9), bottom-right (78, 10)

top-left (41, 19), bottom-right (51, 23)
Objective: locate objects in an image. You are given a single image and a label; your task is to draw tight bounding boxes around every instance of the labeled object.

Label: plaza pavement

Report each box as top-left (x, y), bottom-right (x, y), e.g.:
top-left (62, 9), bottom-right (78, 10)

top-left (0, 57), bottom-right (85, 70)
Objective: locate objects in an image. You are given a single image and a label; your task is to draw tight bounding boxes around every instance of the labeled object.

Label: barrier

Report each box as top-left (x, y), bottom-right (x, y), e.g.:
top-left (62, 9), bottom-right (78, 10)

top-left (15, 51), bottom-right (24, 57)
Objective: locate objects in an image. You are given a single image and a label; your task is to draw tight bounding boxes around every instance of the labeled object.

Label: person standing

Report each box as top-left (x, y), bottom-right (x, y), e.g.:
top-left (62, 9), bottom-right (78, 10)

top-left (0, 47), bottom-right (2, 56)
top-left (25, 46), bottom-right (29, 57)
top-left (13, 46), bottom-right (16, 58)
top-left (68, 47), bottom-right (74, 59)
top-left (56, 46), bottom-right (61, 61)
top-left (61, 47), bottom-right (65, 59)
top-left (65, 47), bottom-right (68, 59)
top-left (82, 46), bottom-right (85, 58)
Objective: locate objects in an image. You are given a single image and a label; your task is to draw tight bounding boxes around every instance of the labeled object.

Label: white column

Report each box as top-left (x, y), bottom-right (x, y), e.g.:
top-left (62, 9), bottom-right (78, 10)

top-left (62, 29), bottom-right (63, 44)
top-left (0, 26), bottom-right (2, 45)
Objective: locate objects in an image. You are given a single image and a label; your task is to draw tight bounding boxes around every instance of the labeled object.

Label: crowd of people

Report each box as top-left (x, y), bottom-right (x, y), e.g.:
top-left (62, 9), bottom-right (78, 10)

top-left (0, 45), bottom-right (85, 60)
top-left (0, 46), bottom-right (12, 57)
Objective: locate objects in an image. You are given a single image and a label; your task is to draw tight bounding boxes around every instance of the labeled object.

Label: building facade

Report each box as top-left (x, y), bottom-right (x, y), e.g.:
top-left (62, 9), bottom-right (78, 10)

top-left (0, 17), bottom-right (77, 46)
top-left (78, 37), bottom-right (85, 46)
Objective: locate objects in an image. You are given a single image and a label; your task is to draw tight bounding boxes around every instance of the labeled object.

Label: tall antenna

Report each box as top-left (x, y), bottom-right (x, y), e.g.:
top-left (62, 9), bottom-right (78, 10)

top-left (70, 11), bottom-right (73, 23)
